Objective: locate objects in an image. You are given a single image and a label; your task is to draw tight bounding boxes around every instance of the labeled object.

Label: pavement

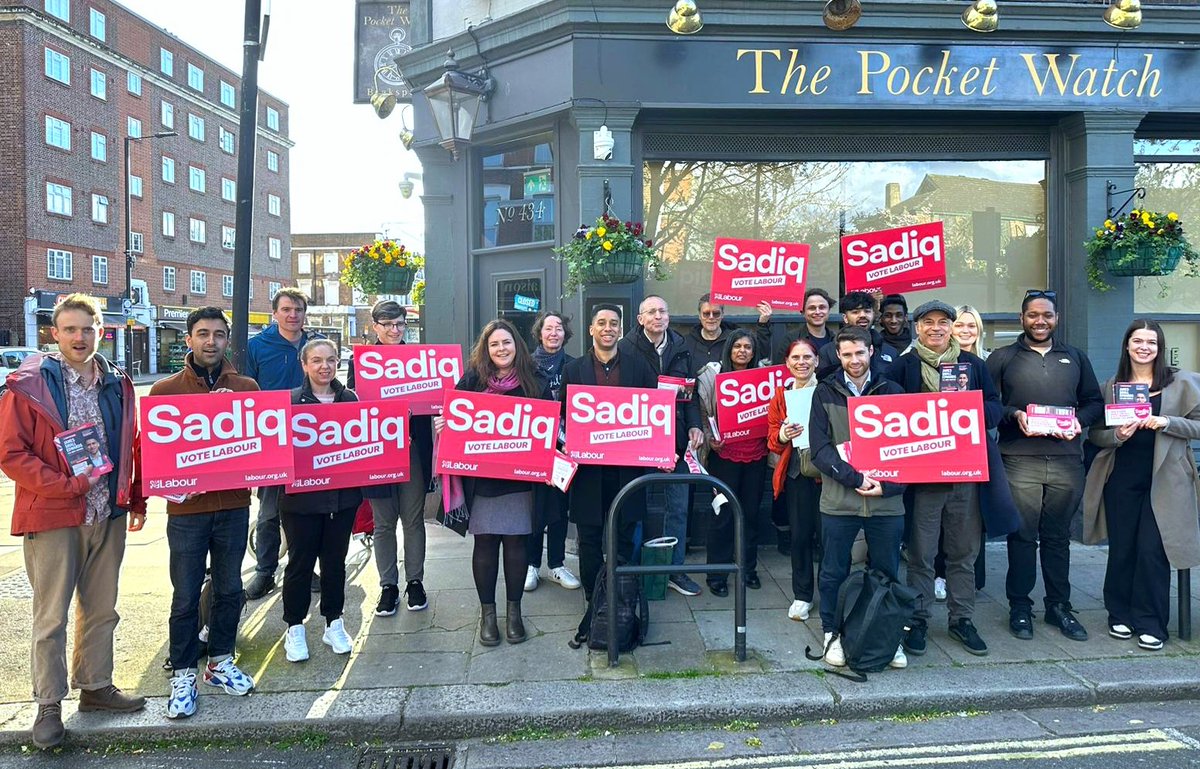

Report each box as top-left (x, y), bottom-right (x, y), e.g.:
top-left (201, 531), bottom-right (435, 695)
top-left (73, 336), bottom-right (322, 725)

top-left (2, 470), bottom-right (1200, 750)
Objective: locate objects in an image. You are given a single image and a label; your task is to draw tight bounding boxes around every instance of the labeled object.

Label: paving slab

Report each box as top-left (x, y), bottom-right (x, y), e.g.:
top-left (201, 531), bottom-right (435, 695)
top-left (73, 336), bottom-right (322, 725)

top-left (1063, 656), bottom-right (1200, 703)
top-left (344, 650), bottom-right (470, 688)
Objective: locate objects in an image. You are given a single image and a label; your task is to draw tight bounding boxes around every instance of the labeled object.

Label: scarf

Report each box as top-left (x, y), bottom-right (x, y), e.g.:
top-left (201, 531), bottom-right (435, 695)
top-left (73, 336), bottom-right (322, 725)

top-left (881, 327), bottom-right (913, 352)
top-left (533, 346), bottom-right (567, 399)
top-left (914, 337), bottom-right (962, 393)
top-left (486, 371), bottom-right (520, 394)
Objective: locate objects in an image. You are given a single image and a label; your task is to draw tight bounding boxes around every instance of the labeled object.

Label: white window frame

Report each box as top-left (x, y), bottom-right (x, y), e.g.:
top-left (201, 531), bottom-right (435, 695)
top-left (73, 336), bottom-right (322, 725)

top-left (187, 63), bottom-right (204, 92)
top-left (45, 116), bottom-right (71, 150)
top-left (130, 232), bottom-right (143, 253)
top-left (269, 237), bottom-right (281, 260)
top-left (91, 194), bottom-right (109, 223)
top-left (266, 150), bottom-right (279, 172)
top-left (297, 252), bottom-right (312, 274)
top-left (190, 270), bottom-right (207, 295)
top-left (47, 248), bottom-right (72, 280)
top-left (90, 131), bottom-right (106, 161)
top-left (221, 177), bottom-right (236, 202)
top-left (129, 174), bottom-right (143, 198)
top-left (220, 81), bottom-right (236, 108)
top-left (89, 68), bottom-right (106, 100)
top-left (160, 48), bottom-right (174, 77)
top-left (162, 211), bottom-right (175, 237)
top-left (270, 281), bottom-right (283, 299)
top-left (92, 254), bottom-right (108, 284)
top-left (189, 218), bottom-right (206, 243)
top-left (323, 280), bottom-right (340, 305)
top-left (127, 116), bottom-right (142, 138)
top-left (160, 101), bottom-right (174, 129)
top-left (44, 48), bottom-right (70, 85)
top-left (268, 194), bottom-right (281, 217)
top-left (46, 183), bottom-right (72, 216)
top-left (188, 166), bottom-right (205, 193)
top-left (222, 274), bottom-right (234, 297)
top-left (266, 106), bottom-right (279, 131)
top-left (221, 225), bottom-right (236, 251)
top-left (322, 252), bottom-right (339, 274)
top-left (89, 9), bottom-right (106, 41)
top-left (219, 126), bottom-right (234, 154)
top-left (188, 113), bottom-right (205, 142)
top-left (45, 0), bottom-right (69, 22)
top-left (161, 156), bottom-right (175, 183)
top-left (163, 266), bottom-right (176, 291)
top-left (127, 71), bottom-right (142, 95)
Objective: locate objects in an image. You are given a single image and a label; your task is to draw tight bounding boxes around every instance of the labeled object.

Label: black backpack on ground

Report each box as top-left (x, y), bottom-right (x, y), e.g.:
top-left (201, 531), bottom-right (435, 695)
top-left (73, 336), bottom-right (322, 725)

top-left (806, 568), bottom-right (917, 682)
top-left (588, 571), bottom-right (649, 652)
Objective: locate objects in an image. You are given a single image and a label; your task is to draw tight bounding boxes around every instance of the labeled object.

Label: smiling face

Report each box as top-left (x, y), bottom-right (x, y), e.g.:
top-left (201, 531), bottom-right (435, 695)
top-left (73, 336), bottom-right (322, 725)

top-left (952, 314), bottom-right (980, 351)
top-left (487, 329), bottom-right (516, 373)
top-left (302, 342), bottom-right (339, 388)
top-left (916, 311), bottom-right (952, 353)
top-left (540, 315), bottom-right (565, 353)
top-left (1022, 298), bottom-right (1057, 344)
top-left (637, 296), bottom-right (669, 336)
top-left (804, 295), bottom-right (830, 329)
top-left (51, 308), bottom-right (101, 367)
top-left (786, 342), bottom-right (817, 383)
top-left (880, 304), bottom-right (908, 336)
top-left (186, 318), bottom-right (230, 369)
top-left (837, 340), bottom-right (872, 380)
top-left (729, 337), bottom-right (754, 369)
top-left (373, 313), bottom-right (407, 345)
top-left (1127, 328), bottom-right (1159, 367)
top-left (273, 295), bottom-right (307, 337)
top-left (85, 437), bottom-right (101, 455)
top-left (699, 302), bottom-right (724, 335)
top-left (590, 310), bottom-right (621, 353)
top-left (843, 306), bottom-right (874, 329)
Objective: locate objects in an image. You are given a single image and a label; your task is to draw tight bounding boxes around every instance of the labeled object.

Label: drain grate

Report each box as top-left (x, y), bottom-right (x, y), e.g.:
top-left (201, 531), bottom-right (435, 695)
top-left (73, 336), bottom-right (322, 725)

top-left (0, 570), bottom-right (33, 600)
top-left (357, 745), bottom-right (455, 769)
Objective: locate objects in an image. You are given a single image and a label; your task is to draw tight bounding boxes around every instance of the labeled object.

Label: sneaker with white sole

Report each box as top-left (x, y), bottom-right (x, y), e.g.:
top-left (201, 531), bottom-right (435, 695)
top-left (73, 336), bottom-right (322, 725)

top-left (284, 624), bottom-right (309, 662)
top-left (822, 632), bottom-right (845, 667)
top-left (166, 671), bottom-right (197, 719)
top-left (524, 565), bottom-right (540, 592)
top-left (1138, 634), bottom-right (1164, 651)
top-left (323, 618), bottom-right (353, 654)
top-left (889, 644), bottom-right (908, 669)
top-left (934, 577), bottom-right (947, 602)
top-left (787, 600), bottom-right (812, 621)
top-left (204, 657), bottom-right (254, 695)
top-left (548, 566), bottom-right (582, 590)
top-left (1109, 623), bottom-right (1133, 640)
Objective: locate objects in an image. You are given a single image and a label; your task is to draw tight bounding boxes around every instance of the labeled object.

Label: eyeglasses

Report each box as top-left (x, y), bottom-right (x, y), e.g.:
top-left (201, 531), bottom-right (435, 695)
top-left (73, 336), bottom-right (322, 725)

top-left (700, 310), bottom-right (723, 319)
top-left (640, 308), bottom-right (669, 317)
top-left (375, 320), bottom-right (407, 330)
top-left (1024, 290), bottom-right (1057, 300)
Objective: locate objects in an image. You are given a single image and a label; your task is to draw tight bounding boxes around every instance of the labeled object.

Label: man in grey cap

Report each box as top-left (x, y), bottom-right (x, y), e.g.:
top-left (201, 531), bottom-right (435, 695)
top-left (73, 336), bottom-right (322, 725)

top-left (887, 300), bottom-right (1004, 658)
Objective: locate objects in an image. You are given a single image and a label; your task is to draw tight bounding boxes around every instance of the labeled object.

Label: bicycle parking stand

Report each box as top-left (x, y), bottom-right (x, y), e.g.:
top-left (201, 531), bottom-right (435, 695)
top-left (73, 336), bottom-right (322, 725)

top-left (1180, 569), bottom-right (1192, 642)
top-left (604, 473), bottom-right (747, 668)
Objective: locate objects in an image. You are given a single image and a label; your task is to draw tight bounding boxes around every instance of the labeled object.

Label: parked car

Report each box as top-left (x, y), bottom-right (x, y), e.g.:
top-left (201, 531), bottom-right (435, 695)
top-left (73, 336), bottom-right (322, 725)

top-left (0, 347), bottom-right (39, 397)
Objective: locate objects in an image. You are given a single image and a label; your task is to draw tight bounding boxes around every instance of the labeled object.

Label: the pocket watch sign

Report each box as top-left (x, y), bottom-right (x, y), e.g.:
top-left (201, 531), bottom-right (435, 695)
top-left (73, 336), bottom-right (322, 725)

top-left (355, 1), bottom-right (413, 104)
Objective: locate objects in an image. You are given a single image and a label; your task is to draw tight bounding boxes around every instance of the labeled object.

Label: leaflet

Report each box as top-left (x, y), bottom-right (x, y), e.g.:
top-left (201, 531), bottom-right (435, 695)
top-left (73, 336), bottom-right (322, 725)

top-left (54, 423), bottom-right (113, 477)
top-left (784, 387), bottom-right (815, 450)
top-left (1105, 382), bottom-right (1152, 427)
top-left (1026, 404), bottom-right (1076, 436)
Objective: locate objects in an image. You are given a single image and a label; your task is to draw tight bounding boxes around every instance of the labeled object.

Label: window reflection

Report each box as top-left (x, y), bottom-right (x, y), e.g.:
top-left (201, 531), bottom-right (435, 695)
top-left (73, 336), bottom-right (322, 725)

top-left (1134, 159), bottom-right (1200, 317)
top-left (481, 138), bottom-right (555, 249)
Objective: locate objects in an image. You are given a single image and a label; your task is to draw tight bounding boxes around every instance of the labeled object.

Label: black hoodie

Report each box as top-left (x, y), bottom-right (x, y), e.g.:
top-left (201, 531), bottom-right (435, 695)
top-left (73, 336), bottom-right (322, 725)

top-left (684, 320), bottom-right (771, 373)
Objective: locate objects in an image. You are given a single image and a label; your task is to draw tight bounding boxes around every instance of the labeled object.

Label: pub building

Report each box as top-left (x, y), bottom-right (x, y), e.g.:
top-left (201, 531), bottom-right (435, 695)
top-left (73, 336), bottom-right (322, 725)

top-left (385, 0), bottom-right (1200, 370)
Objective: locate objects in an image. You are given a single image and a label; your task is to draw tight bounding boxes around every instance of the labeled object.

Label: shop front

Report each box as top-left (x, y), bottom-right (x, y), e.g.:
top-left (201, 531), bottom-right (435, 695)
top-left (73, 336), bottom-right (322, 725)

top-left (401, 2), bottom-right (1200, 374)
top-left (24, 290), bottom-right (129, 363)
top-left (158, 305), bottom-right (274, 373)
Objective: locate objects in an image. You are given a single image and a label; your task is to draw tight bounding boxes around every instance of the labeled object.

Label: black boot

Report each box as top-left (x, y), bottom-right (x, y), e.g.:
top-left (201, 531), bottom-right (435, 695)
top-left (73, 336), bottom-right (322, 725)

top-left (479, 603), bottom-right (500, 646)
top-left (506, 600), bottom-right (527, 644)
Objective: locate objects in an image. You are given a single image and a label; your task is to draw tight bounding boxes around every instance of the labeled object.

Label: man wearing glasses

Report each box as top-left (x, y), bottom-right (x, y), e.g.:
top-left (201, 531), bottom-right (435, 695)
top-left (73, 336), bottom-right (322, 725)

top-left (987, 290), bottom-right (1103, 643)
top-left (347, 300), bottom-right (434, 616)
top-left (683, 293), bottom-right (773, 373)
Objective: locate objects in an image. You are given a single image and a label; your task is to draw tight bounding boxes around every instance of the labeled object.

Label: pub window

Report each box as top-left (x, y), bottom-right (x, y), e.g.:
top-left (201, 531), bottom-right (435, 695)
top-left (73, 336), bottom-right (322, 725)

top-left (480, 136), bottom-right (555, 249)
top-left (496, 275), bottom-right (544, 343)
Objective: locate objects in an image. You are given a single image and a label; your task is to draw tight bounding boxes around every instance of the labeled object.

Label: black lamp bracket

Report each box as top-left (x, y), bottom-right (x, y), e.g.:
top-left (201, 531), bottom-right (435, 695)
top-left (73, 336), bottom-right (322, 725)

top-left (1107, 181), bottom-right (1146, 220)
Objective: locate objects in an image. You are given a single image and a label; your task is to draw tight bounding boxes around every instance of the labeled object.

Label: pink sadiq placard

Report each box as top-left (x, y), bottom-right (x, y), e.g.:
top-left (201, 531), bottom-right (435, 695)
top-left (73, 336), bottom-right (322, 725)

top-left (709, 237), bottom-right (809, 311)
top-left (564, 385), bottom-right (676, 467)
top-left (352, 344), bottom-right (464, 414)
top-left (842, 221), bottom-right (947, 295)
top-left (140, 390), bottom-right (294, 496)
top-left (288, 401), bottom-right (409, 492)
top-left (714, 366), bottom-right (788, 442)
top-left (436, 390), bottom-right (560, 482)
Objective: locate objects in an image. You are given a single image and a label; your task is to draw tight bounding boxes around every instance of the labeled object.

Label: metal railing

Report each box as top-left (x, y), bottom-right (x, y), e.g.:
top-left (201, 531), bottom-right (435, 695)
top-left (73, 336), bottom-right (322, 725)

top-left (603, 472), bottom-right (747, 667)
top-left (1180, 569), bottom-right (1192, 641)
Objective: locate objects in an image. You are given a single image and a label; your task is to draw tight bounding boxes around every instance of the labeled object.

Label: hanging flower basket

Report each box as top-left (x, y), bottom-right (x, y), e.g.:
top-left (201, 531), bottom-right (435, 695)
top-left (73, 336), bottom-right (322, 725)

top-left (341, 239), bottom-right (424, 295)
top-left (579, 250), bottom-right (645, 285)
top-left (1084, 208), bottom-right (1198, 293)
top-left (554, 215), bottom-right (667, 296)
top-left (1103, 242), bottom-right (1183, 277)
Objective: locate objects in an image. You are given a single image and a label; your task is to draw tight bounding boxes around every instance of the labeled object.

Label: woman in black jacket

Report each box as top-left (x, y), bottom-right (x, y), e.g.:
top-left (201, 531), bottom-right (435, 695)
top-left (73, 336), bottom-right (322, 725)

top-left (279, 339), bottom-right (363, 664)
top-left (435, 319), bottom-right (550, 647)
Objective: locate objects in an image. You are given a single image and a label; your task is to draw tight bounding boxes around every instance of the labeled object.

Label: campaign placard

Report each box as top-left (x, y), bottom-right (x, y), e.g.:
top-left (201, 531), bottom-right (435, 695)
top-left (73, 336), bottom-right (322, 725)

top-left (709, 237), bottom-right (809, 311)
top-left (565, 385), bottom-right (676, 467)
top-left (842, 221), bottom-right (947, 295)
top-left (1105, 382), bottom-right (1153, 427)
top-left (847, 390), bottom-right (989, 483)
top-left (714, 366), bottom-right (788, 442)
top-left (437, 390), bottom-right (560, 482)
top-left (1026, 404), bottom-right (1077, 436)
top-left (289, 401), bottom-right (409, 492)
top-left (352, 344), bottom-right (463, 414)
top-left (140, 390), bottom-right (294, 497)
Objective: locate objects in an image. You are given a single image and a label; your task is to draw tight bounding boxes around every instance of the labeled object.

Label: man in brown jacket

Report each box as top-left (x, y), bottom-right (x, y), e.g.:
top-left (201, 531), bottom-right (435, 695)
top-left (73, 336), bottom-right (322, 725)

top-left (148, 307), bottom-right (258, 719)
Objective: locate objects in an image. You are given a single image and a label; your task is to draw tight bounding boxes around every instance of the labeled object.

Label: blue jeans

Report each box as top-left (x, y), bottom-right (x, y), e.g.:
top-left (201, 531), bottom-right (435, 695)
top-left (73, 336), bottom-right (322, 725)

top-left (167, 508), bottom-right (249, 669)
top-left (818, 513), bottom-right (904, 633)
top-left (645, 459), bottom-right (689, 573)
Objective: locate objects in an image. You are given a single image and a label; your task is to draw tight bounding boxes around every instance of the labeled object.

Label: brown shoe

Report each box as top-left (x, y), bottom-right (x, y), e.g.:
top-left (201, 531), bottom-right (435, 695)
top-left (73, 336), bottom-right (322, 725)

top-left (32, 702), bottom-right (64, 750)
top-left (78, 685), bottom-right (146, 713)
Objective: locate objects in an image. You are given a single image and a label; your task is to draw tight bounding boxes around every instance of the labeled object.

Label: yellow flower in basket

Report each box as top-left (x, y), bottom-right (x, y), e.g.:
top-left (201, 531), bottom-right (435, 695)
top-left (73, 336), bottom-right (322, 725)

top-left (1169, 212), bottom-right (1179, 222)
top-left (596, 226), bottom-right (607, 237)
top-left (602, 240), bottom-right (613, 251)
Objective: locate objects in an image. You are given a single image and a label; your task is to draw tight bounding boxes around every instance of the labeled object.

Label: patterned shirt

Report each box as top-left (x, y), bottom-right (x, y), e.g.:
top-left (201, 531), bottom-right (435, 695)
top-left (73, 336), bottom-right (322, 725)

top-left (53, 355), bottom-right (110, 525)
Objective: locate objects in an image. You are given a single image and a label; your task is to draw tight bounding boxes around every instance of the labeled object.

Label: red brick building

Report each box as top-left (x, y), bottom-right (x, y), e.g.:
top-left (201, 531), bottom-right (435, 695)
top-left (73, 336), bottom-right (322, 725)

top-left (0, 0), bottom-right (292, 373)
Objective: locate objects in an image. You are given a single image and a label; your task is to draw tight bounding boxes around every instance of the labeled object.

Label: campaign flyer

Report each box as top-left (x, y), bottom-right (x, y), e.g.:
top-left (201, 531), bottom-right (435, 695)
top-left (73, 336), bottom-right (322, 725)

top-left (1105, 382), bottom-right (1153, 427)
top-left (55, 423), bottom-right (113, 477)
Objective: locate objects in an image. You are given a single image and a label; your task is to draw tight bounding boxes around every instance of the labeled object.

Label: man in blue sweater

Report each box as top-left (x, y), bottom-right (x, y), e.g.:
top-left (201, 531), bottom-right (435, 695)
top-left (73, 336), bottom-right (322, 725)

top-left (243, 288), bottom-right (325, 599)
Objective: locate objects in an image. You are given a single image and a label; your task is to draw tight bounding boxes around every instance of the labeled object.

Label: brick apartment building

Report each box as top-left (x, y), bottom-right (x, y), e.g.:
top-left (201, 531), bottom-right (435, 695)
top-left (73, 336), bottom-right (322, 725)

top-left (0, 0), bottom-right (293, 374)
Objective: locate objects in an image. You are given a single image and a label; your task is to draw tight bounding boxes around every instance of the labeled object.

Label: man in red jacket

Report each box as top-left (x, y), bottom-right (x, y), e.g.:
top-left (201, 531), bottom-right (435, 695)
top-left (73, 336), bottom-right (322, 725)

top-left (0, 293), bottom-right (147, 750)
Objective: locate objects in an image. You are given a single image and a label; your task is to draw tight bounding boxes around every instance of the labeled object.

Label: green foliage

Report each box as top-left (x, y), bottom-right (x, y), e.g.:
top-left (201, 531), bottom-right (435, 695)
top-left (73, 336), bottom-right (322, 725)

top-left (1084, 207), bottom-right (1198, 292)
top-left (553, 214), bottom-right (667, 295)
top-left (340, 239), bottom-right (424, 295)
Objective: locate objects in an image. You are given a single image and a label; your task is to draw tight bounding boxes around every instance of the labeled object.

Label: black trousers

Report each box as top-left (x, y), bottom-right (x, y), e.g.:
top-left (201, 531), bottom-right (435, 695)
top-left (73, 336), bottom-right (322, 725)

top-left (784, 472), bottom-right (821, 602)
top-left (1103, 483), bottom-right (1170, 639)
top-left (706, 452), bottom-right (768, 582)
top-left (280, 507), bottom-right (357, 626)
top-left (1003, 455), bottom-right (1084, 612)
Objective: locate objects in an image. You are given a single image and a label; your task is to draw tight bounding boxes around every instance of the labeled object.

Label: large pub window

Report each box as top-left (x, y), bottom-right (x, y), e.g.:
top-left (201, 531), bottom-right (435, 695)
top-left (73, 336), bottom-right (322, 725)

top-left (481, 136), bottom-right (555, 249)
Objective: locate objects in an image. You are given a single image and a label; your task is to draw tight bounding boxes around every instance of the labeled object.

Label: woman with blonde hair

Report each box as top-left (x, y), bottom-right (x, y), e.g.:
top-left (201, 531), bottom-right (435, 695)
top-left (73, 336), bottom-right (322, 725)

top-left (952, 305), bottom-right (989, 360)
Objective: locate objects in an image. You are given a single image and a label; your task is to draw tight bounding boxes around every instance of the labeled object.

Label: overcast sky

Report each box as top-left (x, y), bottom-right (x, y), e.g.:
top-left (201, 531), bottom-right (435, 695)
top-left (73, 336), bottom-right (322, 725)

top-left (119, 0), bottom-right (425, 248)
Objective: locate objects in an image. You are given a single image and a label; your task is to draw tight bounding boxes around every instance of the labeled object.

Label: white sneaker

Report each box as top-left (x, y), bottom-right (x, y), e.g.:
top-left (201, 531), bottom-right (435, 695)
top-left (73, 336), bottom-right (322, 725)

top-left (934, 577), bottom-right (948, 602)
top-left (523, 565), bottom-right (540, 592)
top-left (548, 566), bottom-right (582, 590)
top-left (788, 600), bottom-right (812, 621)
top-left (166, 670), bottom-right (197, 719)
top-left (204, 656), bottom-right (254, 695)
top-left (823, 632), bottom-right (845, 667)
top-left (322, 618), bottom-right (353, 655)
top-left (890, 644), bottom-right (908, 669)
top-left (284, 624), bottom-right (309, 662)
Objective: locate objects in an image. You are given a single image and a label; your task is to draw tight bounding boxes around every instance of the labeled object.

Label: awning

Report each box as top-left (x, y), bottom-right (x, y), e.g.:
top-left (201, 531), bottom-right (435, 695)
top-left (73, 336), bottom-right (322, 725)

top-left (158, 321), bottom-right (188, 332)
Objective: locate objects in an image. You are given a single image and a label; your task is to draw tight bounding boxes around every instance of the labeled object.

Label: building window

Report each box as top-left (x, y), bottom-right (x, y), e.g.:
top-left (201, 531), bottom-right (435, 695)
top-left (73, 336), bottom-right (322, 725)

top-left (188, 114), bottom-right (205, 142)
top-left (221, 177), bottom-right (236, 202)
top-left (297, 278), bottom-right (313, 297)
top-left (268, 194), bottom-right (281, 216)
top-left (163, 266), bottom-right (176, 291)
top-left (91, 194), bottom-right (108, 223)
top-left (480, 137), bottom-right (556, 249)
top-left (89, 9), bottom-right (106, 41)
top-left (46, 183), bottom-right (72, 216)
top-left (190, 270), bottom-right (206, 294)
top-left (47, 248), bottom-right (72, 280)
top-left (130, 232), bottom-right (143, 253)
top-left (221, 225), bottom-right (235, 250)
top-left (270, 281), bottom-right (283, 299)
top-left (90, 132), bottom-right (106, 161)
top-left (220, 81), bottom-right (236, 108)
top-left (323, 280), bottom-right (340, 304)
top-left (322, 252), bottom-right (338, 274)
top-left (1133, 139), bottom-right (1200, 323)
top-left (44, 48), bottom-right (70, 85)
top-left (162, 211), bottom-right (175, 237)
top-left (189, 218), bottom-right (206, 243)
top-left (297, 252), bottom-right (311, 274)
top-left (127, 116), bottom-right (141, 138)
top-left (269, 237), bottom-right (281, 260)
top-left (267, 150), bottom-right (279, 172)
top-left (223, 275), bottom-right (234, 297)
top-left (160, 101), bottom-right (174, 129)
top-left (45, 116), bottom-right (71, 150)
top-left (127, 71), bottom-right (142, 95)
top-left (266, 106), bottom-right (280, 131)
top-left (161, 156), bottom-right (175, 183)
top-left (45, 0), bottom-right (69, 22)
top-left (219, 126), bottom-right (234, 154)
top-left (90, 69), bottom-right (106, 99)
top-left (160, 48), bottom-right (174, 77)
top-left (92, 255), bottom-right (108, 284)
top-left (129, 174), bottom-right (143, 198)
top-left (188, 166), bottom-right (205, 193)
top-left (187, 63), bottom-right (204, 92)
